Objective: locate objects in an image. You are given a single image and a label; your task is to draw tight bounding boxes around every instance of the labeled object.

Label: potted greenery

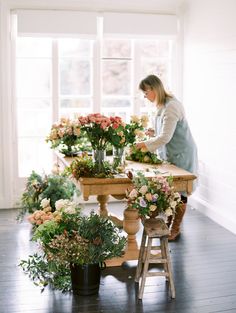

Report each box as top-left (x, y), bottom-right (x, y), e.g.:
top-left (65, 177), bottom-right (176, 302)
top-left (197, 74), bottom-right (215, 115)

top-left (19, 199), bottom-right (126, 295)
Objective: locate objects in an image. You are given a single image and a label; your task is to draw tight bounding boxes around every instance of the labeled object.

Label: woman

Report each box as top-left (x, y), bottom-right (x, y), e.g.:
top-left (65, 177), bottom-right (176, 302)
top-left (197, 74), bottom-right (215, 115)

top-left (136, 74), bottom-right (198, 241)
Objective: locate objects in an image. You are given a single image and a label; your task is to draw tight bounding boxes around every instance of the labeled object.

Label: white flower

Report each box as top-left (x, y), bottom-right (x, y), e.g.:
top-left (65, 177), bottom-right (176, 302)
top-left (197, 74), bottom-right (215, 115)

top-left (55, 199), bottom-right (71, 211)
top-left (129, 188), bottom-right (138, 199)
top-left (174, 192), bottom-right (181, 201)
top-left (130, 115), bottom-right (140, 123)
top-left (170, 200), bottom-right (177, 209)
top-left (40, 198), bottom-right (50, 209)
top-left (165, 208), bottom-right (173, 217)
top-left (64, 205), bottom-right (76, 214)
top-left (139, 185), bottom-right (148, 195)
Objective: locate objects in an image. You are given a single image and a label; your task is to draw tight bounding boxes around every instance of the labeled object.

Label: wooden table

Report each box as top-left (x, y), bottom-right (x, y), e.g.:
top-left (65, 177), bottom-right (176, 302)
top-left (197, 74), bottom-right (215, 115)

top-left (55, 152), bottom-right (197, 266)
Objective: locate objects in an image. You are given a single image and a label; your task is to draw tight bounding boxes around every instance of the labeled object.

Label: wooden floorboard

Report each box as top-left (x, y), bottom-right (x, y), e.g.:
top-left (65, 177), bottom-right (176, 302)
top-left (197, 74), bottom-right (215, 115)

top-left (0, 205), bottom-right (236, 313)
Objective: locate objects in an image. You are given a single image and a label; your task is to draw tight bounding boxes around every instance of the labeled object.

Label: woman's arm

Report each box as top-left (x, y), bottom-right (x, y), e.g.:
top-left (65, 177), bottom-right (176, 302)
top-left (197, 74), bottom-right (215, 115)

top-left (137, 101), bottom-right (183, 153)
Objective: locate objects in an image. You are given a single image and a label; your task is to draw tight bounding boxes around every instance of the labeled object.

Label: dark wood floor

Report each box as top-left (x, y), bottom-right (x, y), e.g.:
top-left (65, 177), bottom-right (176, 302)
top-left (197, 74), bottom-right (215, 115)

top-left (1, 204), bottom-right (236, 313)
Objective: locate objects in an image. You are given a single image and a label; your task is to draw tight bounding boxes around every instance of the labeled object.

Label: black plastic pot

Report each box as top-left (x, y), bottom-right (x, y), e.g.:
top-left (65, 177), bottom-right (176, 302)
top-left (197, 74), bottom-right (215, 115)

top-left (70, 263), bottom-right (102, 296)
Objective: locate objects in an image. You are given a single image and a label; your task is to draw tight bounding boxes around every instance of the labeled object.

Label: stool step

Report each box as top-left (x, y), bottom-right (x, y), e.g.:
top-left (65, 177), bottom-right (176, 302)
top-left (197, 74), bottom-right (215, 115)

top-left (145, 272), bottom-right (169, 278)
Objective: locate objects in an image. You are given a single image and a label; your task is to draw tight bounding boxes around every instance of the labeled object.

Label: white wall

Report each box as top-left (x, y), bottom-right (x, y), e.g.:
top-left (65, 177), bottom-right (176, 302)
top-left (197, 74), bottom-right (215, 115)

top-left (183, 0), bottom-right (236, 234)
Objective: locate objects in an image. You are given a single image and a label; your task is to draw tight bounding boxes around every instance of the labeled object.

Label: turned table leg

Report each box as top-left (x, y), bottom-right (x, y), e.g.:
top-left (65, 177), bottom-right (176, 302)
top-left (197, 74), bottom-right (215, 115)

top-left (97, 195), bottom-right (109, 217)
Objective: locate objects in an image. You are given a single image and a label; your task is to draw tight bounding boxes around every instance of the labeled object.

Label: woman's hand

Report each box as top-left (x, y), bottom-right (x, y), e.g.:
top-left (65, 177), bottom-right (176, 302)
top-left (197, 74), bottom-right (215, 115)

top-left (136, 142), bottom-right (147, 150)
top-left (145, 128), bottom-right (155, 137)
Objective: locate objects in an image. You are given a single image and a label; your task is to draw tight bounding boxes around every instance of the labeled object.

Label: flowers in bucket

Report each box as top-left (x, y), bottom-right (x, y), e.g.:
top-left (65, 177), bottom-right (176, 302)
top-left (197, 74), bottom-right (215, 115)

top-left (19, 200), bottom-right (126, 292)
top-left (126, 172), bottom-right (182, 219)
top-left (46, 117), bottom-right (89, 156)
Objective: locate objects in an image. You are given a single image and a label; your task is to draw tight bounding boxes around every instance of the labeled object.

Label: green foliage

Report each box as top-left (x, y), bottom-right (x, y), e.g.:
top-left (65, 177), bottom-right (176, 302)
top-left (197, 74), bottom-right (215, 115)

top-left (19, 253), bottom-right (71, 292)
top-left (17, 171), bottom-right (78, 221)
top-left (66, 154), bottom-right (114, 179)
top-left (126, 145), bottom-right (163, 164)
top-left (76, 212), bottom-right (127, 264)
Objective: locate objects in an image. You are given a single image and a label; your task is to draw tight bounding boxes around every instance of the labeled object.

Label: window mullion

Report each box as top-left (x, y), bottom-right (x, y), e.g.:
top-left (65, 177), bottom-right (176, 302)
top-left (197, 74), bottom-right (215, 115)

top-left (93, 38), bottom-right (101, 113)
top-left (52, 39), bottom-right (59, 122)
top-left (133, 40), bottom-right (141, 116)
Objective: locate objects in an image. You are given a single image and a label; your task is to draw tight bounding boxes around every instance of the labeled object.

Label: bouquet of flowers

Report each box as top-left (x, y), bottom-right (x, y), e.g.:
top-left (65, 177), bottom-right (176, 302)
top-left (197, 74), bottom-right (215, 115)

top-left (109, 115), bottom-right (148, 149)
top-left (46, 117), bottom-right (87, 156)
top-left (77, 113), bottom-right (117, 151)
top-left (126, 145), bottom-right (163, 164)
top-left (126, 172), bottom-right (182, 219)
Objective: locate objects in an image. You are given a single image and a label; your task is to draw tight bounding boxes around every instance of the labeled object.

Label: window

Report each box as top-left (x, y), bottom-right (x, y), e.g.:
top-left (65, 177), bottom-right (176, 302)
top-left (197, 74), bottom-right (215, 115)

top-left (16, 36), bottom-right (174, 177)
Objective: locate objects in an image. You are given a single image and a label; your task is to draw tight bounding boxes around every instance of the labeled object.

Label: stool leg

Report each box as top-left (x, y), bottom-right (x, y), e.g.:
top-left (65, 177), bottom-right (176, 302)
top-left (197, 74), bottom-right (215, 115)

top-left (135, 230), bottom-right (146, 282)
top-left (163, 237), bottom-right (176, 298)
top-left (138, 237), bottom-right (152, 300)
top-left (160, 237), bottom-right (169, 281)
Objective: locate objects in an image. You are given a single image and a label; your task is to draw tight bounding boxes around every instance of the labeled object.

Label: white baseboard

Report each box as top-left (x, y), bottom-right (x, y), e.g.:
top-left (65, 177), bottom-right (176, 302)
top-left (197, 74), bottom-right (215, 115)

top-left (189, 195), bottom-right (236, 235)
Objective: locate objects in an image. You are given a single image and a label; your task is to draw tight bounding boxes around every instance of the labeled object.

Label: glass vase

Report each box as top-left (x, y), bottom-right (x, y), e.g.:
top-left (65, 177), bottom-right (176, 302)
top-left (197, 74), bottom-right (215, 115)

top-left (112, 147), bottom-right (126, 171)
top-left (92, 149), bottom-right (106, 174)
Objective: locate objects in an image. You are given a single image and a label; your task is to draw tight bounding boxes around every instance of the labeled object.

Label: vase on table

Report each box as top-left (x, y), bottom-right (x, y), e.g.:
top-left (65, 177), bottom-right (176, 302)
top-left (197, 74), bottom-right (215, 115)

top-left (92, 149), bottom-right (106, 174)
top-left (112, 147), bottom-right (126, 171)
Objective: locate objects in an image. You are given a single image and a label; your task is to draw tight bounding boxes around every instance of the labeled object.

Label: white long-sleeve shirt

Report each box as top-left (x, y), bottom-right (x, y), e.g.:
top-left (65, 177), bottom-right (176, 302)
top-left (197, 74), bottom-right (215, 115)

top-left (145, 97), bottom-right (198, 176)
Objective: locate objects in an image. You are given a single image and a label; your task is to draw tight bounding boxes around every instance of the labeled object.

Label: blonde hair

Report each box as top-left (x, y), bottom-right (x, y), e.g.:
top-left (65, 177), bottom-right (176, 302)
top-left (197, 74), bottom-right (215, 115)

top-left (139, 75), bottom-right (172, 105)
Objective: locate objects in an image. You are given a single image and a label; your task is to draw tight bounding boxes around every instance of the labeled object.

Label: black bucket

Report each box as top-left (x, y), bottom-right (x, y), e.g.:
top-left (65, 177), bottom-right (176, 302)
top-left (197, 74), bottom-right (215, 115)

top-left (70, 263), bottom-right (101, 296)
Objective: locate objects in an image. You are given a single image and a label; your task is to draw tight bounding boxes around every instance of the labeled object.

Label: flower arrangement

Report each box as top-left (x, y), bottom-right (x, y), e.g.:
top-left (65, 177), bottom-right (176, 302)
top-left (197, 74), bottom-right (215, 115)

top-left (126, 172), bottom-right (182, 219)
top-left (66, 153), bottom-right (114, 178)
top-left (126, 145), bottom-right (163, 164)
top-left (46, 117), bottom-right (91, 156)
top-left (77, 113), bottom-right (118, 151)
top-left (19, 201), bottom-right (126, 292)
top-left (17, 171), bottom-right (77, 221)
top-left (109, 115), bottom-right (148, 149)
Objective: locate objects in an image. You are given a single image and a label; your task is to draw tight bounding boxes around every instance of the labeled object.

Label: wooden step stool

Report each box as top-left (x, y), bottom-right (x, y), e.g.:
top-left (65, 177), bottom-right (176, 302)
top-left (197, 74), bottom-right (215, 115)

top-left (135, 218), bottom-right (175, 300)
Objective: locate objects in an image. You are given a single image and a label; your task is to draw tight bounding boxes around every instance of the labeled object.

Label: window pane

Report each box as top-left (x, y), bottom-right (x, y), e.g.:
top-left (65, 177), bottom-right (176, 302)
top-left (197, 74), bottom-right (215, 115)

top-left (60, 98), bottom-right (91, 109)
top-left (60, 98), bottom-right (92, 119)
top-left (141, 60), bottom-right (169, 87)
top-left (102, 98), bottom-right (131, 108)
top-left (102, 60), bottom-right (131, 95)
top-left (59, 39), bottom-right (92, 57)
top-left (139, 40), bottom-right (170, 58)
top-left (17, 98), bottom-right (50, 110)
top-left (101, 110), bottom-right (128, 122)
top-left (17, 59), bottom-right (51, 97)
top-left (16, 37), bottom-right (52, 57)
top-left (17, 106), bottom-right (51, 137)
top-left (103, 39), bottom-right (131, 58)
top-left (18, 138), bottom-right (53, 177)
top-left (60, 59), bottom-right (91, 95)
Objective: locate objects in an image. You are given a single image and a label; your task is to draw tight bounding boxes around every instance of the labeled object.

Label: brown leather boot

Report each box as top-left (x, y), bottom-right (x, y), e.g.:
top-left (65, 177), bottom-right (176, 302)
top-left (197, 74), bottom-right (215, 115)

top-left (168, 203), bottom-right (187, 241)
